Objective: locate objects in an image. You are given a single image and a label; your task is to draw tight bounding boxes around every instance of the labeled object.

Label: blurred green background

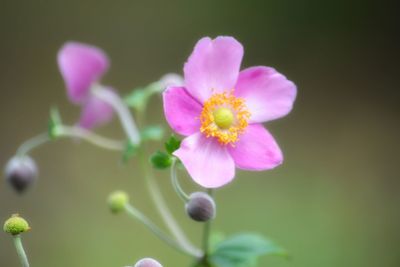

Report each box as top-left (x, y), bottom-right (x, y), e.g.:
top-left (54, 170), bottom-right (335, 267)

top-left (0, 0), bottom-right (399, 266)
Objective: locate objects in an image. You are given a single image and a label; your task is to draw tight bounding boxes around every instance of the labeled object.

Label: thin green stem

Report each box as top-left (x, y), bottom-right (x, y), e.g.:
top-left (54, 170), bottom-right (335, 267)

top-left (202, 189), bottom-right (214, 258)
top-left (138, 150), bottom-right (202, 258)
top-left (124, 203), bottom-right (196, 257)
top-left (170, 158), bottom-right (190, 202)
top-left (135, 102), bottom-right (201, 258)
top-left (58, 126), bottom-right (124, 151)
top-left (16, 127), bottom-right (124, 157)
top-left (17, 133), bottom-right (50, 156)
top-left (13, 235), bottom-right (29, 267)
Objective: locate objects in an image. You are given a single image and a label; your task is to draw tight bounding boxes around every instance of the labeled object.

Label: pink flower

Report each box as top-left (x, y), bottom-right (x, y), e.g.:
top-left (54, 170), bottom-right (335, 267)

top-left (58, 42), bottom-right (114, 129)
top-left (163, 36), bottom-right (297, 188)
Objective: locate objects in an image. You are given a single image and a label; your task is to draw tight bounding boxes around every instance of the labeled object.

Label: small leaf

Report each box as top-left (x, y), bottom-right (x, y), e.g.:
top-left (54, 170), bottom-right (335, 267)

top-left (122, 141), bottom-right (139, 163)
top-left (150, 151), bottom-right (172, 169)
top-left (209, 233), bottom-right (288, 267)
top-left (48, 107), bottom-right (62, 140)
top-left (140, 125), bottom-right (164, 141)
top-left (165, 135), bottom-right (181, 154)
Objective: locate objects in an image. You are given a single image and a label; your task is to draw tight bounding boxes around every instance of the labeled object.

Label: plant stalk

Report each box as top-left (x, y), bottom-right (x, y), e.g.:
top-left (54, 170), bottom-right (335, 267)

top-left (13, 235), bottom-right (30, 267)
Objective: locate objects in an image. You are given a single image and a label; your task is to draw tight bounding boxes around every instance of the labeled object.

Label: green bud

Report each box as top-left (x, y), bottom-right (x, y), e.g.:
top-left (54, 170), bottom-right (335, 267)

top-left (3, 214), bottom-right (30, 235)
top-left (108, 191), bottom-right (129, 213)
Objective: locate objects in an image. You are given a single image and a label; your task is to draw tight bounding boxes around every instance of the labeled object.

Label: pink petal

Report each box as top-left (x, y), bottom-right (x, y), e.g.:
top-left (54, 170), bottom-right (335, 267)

top-left (58, 42), bottom-right (109, 104)
top-left (184, 36), bottom-right (243, 103)
top-left (173, 133), bottom-right (235, 188)
top-left (163, 86), bottom-right (202, 136)
top-left (78, 92), bottom-right (114, 129)
top-left (235, 66), bottom-right (297, 123)
top-left (228, 124), bottom-right (283, 170)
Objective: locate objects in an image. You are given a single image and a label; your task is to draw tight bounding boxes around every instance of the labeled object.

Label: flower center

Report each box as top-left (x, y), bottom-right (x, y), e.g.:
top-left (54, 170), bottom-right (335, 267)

top-left (200, 91), bottom-right (250, 145)
top-left (213, 107), bottom-right (234, 129)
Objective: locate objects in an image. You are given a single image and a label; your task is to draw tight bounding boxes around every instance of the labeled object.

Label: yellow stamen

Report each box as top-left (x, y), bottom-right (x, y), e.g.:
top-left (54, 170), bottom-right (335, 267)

top-left (200, 91), bottom-right (250, 145)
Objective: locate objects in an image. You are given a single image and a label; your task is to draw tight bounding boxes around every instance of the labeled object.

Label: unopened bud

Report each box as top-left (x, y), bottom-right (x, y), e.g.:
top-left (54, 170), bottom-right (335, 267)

top-left (3, 214), bottom-right (30, 235)
top-left (4, 156), bottom-right (38, 193)
top-left (185, 192), bottom-right (216, 222)
top-left (134, 258), bottom-right (163, 267)
top-left (107, 191), bottom-right (129, 213)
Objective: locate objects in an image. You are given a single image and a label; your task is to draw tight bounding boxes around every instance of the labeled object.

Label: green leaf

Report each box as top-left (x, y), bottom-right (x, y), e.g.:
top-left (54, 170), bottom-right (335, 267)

top-left (150, 151), bottom-right (172, 169)
top-left (48, 107), bottom-right (62, 140)
top-left (209, 233), bottom-right (288, 267)
top-left (140, 125), bottom-right (164, 141)
top-left (122, 141), bottom-right (139, 163)
top-left (165, 135), bottom-right (181, 154)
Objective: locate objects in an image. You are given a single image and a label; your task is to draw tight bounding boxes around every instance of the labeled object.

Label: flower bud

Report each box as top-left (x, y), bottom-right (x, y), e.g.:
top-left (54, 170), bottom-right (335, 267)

top-left (107, 191), bottom-right (129, 214)
top-left (4, 156), bottom-right (38, 193)
top-left (3, 214), bottom-right (30, 235)
top-left (185, 192), bottom-right (216, 222)
top-left (134, 258), bottom-right (163, 267)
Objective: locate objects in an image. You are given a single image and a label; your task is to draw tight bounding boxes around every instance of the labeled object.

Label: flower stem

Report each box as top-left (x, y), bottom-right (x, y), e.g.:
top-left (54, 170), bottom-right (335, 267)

top-left (135, 103), bottom-right (201, 258)
top-left (17, 133), bottom-right (50, 156)
top-left (201, 189), bottom-right (214, 258)
top-left (13, 235), bottom-right (30, 267)
top-left (138, 150), bottom-right (202, 258)
top-left (16, 127), bottom-right (124, 157)
top-left (124, 203), bottom-right (196, 257)
top-left (58, 126), bottom-right (124, 151)
top-left (92, 86), bottom-right (140, 145)
top-left (170, 158), bottom-right (190, 202)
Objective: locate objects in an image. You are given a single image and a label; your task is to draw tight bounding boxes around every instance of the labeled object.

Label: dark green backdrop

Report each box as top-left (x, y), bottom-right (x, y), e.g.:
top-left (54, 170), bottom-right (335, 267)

top-left (1, 0), bottom-right (399, 266)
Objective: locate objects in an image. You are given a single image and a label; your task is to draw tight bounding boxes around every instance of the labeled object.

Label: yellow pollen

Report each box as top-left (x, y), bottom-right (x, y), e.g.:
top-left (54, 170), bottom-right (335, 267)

top-left (200, 91), bottom-right (250, 145)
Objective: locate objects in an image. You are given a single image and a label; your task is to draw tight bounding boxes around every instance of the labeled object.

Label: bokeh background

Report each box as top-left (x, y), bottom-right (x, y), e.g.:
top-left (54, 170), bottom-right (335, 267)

top-left (0, 0), bottom-right (399, 266)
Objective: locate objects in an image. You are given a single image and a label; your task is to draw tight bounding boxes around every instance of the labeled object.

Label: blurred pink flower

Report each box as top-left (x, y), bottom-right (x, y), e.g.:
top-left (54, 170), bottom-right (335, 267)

top-left (58, 42), bottom-right (114, 129)
top-left (163, 36), bottom-right (297, 188)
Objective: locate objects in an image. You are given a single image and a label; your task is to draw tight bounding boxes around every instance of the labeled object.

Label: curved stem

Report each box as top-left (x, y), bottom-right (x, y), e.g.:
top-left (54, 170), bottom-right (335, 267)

top-left (124, 203), bottom-right (196, 257)
top-left (16, 127), bottom-right (124, 157)
top-left (13, 235), bottom-right (29, 267)
top-left (17, 133), bottom-right (50, 156)
top-left (92, 86), bottom-right (140, 145)
top-left (170, 158), bottom-right (190, 202)
top-left (139, 151), bottom-right (202, 258)
top-left (58, 126), bottom-right (124, 151)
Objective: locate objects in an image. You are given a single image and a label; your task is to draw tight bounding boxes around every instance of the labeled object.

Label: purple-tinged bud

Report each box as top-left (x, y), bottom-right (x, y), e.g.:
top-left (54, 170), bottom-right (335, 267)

top-left (4, 156), bottom-right (38, 193)
top-left (134, 258), bottom-right (163, 267)
top-left (185, 192), bottom-right (216, 222)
